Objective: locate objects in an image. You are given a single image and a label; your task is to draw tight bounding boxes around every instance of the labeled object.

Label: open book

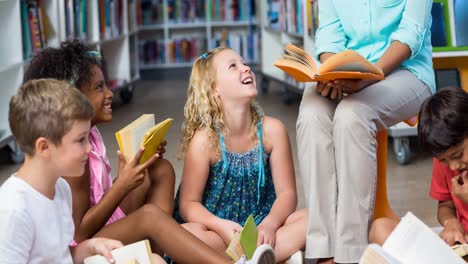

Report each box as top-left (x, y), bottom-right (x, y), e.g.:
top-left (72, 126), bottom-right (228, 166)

top-left (115, 114), bottom-right (173, 164)
top-left (274, 43), bottom-right (385, 82)
top-left (84, 239), bottom-right (152, 264)
top-left (359, 212), bottom-right (465, 264)
top-left (226, 214), bottom-right (258, 261)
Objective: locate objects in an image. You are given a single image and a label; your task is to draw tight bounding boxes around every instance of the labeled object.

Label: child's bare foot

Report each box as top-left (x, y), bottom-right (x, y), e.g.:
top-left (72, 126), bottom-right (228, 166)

top-left (317, 258), bottom-right (335, 264)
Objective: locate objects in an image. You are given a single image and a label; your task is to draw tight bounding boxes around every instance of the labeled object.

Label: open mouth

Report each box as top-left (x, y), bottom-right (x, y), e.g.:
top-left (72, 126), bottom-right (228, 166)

top-left (241, 76), bottom-right (254, 85)
top-left (104, 102), bottom-right (112, 111)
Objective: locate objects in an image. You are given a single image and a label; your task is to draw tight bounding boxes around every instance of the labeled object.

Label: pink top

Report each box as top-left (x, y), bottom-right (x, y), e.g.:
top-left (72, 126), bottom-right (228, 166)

top-left (71, 126), bottom-right (125, 246)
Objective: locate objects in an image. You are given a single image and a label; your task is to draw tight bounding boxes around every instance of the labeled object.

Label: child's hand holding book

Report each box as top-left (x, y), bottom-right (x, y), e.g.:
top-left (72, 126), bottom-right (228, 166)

top-left (226, 215), bottom-right (258, 261)
top-left (114, 114), bottom-right (173, 192)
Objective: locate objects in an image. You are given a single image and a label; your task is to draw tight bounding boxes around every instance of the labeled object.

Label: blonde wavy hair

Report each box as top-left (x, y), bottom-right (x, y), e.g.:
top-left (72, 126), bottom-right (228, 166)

top-left (178, 46), bottom-right (263, 158)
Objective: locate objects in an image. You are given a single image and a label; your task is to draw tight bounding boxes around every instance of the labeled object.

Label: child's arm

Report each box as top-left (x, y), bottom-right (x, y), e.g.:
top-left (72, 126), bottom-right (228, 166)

top-left (65, 148), bottom-right (159, 242)
top-left (178, 129), bottom-right (242, 243)
top-left (437, 200), bottom-right (468, 245)
top-left (70, 237), bottom-right (123, 264)
top-left (257, 117), bottom-right (298, 247)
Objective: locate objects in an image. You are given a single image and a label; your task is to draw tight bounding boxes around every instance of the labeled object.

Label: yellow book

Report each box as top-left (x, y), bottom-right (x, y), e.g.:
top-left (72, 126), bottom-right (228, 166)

top-left (83, 239), bottom-right (151, 264)
top-left (226, 215), bottom-right (258, 261)
top-left (274, 43), bottom-right (385, 82)
top-left (115, 114), bottom-right (173, 164)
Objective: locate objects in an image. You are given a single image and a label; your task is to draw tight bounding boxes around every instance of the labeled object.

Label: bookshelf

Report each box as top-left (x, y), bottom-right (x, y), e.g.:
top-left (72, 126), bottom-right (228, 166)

top-left (431, 0), bottom-right (468, 92)
top-left (137, 0), bottom-right (259, 70)
top-left (259, 0), bottom-right (316, 104)
top-left (0, 0), bottom-right (140, 163)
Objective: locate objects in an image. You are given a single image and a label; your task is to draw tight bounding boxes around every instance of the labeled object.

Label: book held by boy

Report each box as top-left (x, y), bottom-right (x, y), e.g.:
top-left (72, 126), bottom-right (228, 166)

top-left (274, 43), bottom-right (385, 82)
top-left (226, 214), bottom-right (258, 261)
top-left (115, 114), bottom-right (173, 164)
top-left (359, 212), bottom-right (465, 264)
top-left (83, 239), bottom-right (152, 264)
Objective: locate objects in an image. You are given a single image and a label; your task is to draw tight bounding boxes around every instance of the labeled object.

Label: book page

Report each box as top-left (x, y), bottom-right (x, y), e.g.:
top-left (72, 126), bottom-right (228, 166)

top-left (115, 114), bottom-right (155, 160)
top-left (84, 240), bottom-right (152, 264)
top-left (328, 61), bottom-right (378, 73)
top-left (226, 232), bottom-right (243, 261)
top-left (318, 50), bottom-right (383, 76)
top-left (129, 119), bottom-right (154, 157)
top-left (285, 44), bottom-right (316, 68)
top-left (382, 212), bottom-right (465, 264)
top-left (283, 52), bottom-right (311, 68)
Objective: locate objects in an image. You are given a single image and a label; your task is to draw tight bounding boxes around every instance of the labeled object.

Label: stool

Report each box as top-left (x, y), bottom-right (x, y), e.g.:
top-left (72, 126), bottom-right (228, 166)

top-left (373, 116), bottom-right (418, 220)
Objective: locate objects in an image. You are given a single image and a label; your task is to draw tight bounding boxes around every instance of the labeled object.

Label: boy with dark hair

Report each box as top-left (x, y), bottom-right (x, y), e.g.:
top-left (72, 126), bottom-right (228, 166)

top-left (0, 79), bottom-right (122, 263)
top-left (419, 86), bottom-right (468, 245)
top-left (368, 87), bottom-right (468, 247)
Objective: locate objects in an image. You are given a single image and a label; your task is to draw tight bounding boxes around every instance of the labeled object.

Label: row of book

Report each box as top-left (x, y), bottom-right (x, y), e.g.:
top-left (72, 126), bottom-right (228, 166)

top-left (139, 30), bottom-right (258, 65)
top-left (268, 0), bottom-right (317, 36)
top-left (20, 0), bottom-right (52, 59)
top-left (431, 0), bottom-right (468, 49)
top-left (139, 37), bottom-right (206, 65)
top-left (132, 0), bottom-right (257, 26)
top-left (63, 0), bottom-right (125, 42)
top-left (210, 31), bottom-right (259, 62)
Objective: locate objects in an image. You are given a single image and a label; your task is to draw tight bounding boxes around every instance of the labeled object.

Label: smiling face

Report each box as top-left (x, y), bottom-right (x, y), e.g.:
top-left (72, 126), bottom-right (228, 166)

top-left (213, 49), bottom-right (257, 102)
top-left (437, 138), bottom-right (468, 174)
top-left (50, 120), bottom-right (92, 177)
top-left (80, 65), bottom-right (113, 125)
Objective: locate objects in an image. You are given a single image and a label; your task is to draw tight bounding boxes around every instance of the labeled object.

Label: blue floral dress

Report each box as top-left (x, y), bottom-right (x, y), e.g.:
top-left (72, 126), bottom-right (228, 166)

top-left (174, 120), bottom-right (276, 226)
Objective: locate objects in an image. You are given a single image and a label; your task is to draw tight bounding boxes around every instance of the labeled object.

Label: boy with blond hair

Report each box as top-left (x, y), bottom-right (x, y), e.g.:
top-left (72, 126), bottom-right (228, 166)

top-left (0, 79), bottom-right (122, 263)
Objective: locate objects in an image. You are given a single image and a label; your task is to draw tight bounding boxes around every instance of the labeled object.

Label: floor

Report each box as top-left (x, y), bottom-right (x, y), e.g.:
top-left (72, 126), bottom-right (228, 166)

top-left (0, 78), bottom-right (439, 228)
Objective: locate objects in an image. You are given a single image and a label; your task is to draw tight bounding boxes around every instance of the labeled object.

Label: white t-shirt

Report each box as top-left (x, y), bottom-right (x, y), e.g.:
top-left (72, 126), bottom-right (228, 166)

top-left (0, 175), bottom-right (75, 264)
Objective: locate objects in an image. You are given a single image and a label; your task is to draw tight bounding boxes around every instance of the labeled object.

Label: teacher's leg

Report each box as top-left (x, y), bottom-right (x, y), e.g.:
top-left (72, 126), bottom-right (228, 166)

top-left (297, 83), bottom-right (338, 260)
top-left (332, 69), bottom-right (431, 263)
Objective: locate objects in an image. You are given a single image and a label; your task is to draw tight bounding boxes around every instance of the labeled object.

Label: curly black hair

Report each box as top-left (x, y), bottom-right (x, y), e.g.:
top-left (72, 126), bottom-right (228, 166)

top-left (23, 40), bottom-right (101, 90)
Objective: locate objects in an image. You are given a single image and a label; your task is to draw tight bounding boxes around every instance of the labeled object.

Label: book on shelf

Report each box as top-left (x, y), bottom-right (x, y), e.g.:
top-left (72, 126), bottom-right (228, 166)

top-left (358, 212), bottom-right (465, 264)
top-left (274, 43), bottom-right (385, 83)
top-left (226, 214), bottom-right (258, 261)
top-left (453, 0), bottom-right (468, 47)
top-left (431, 0), bottom-right (451, 47)
top-left (115, 114), bottom-right (173, 164)
top-left (84, 239), bottom-right (152, 264)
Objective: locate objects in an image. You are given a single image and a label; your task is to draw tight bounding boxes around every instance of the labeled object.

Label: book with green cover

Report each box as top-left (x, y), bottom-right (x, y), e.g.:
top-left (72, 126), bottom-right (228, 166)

top-left (226, 214), bottom-right (258, 261)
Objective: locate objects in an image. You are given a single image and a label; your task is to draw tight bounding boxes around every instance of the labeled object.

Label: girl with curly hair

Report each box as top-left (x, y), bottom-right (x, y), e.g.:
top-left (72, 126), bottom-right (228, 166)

top-left (23, 40), bottom-right (276, 264)
top-left (176, 47), bottom-right (307, 263)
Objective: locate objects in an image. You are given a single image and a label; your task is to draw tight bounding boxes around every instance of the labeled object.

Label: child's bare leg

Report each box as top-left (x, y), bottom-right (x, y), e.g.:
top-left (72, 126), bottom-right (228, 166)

top-left (151, 253), bottom-right (166, 264)
top-left (94, 204), bottom-right (231, 264)
top-left (273, 208), bottom-right (307, 262)
top-left (182, 222), bottom-right (227, 252)
top-left (120, 158), bottom-right (175, 215)
top-left (368, 217), bottom-right (399, 245)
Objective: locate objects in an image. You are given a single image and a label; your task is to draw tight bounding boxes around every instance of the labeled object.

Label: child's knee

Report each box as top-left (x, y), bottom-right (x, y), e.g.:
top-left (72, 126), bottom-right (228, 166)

top-left (285, 208), bottom-right (307, 224)
top-left (369, 217), bottom-right (397, 245)
top-left (148, 158), bottom-right (175, 184)
top-left (139, 204), bottom-right (165, 224)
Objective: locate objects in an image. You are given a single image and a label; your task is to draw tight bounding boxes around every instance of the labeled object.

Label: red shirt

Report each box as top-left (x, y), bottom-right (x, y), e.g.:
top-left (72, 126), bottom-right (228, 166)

top-left (430, 158), bottom-right (468, 232)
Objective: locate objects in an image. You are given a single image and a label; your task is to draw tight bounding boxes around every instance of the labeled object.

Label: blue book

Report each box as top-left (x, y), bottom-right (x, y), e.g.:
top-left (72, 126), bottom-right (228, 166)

top-left (431, 2), bottom-right (448, 47)
top-left (454, 0), bottom-right (468, 46)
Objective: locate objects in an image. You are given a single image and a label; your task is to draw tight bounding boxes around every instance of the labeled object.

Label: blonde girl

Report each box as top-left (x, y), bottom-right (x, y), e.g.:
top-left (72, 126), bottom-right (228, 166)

top-left (176, 47), bottom-right (307, 263)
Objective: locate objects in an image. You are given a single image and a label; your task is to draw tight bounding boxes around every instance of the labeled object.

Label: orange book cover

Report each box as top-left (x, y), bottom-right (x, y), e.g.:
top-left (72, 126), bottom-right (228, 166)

top-left (274, 44), bottom-right (385, 82)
